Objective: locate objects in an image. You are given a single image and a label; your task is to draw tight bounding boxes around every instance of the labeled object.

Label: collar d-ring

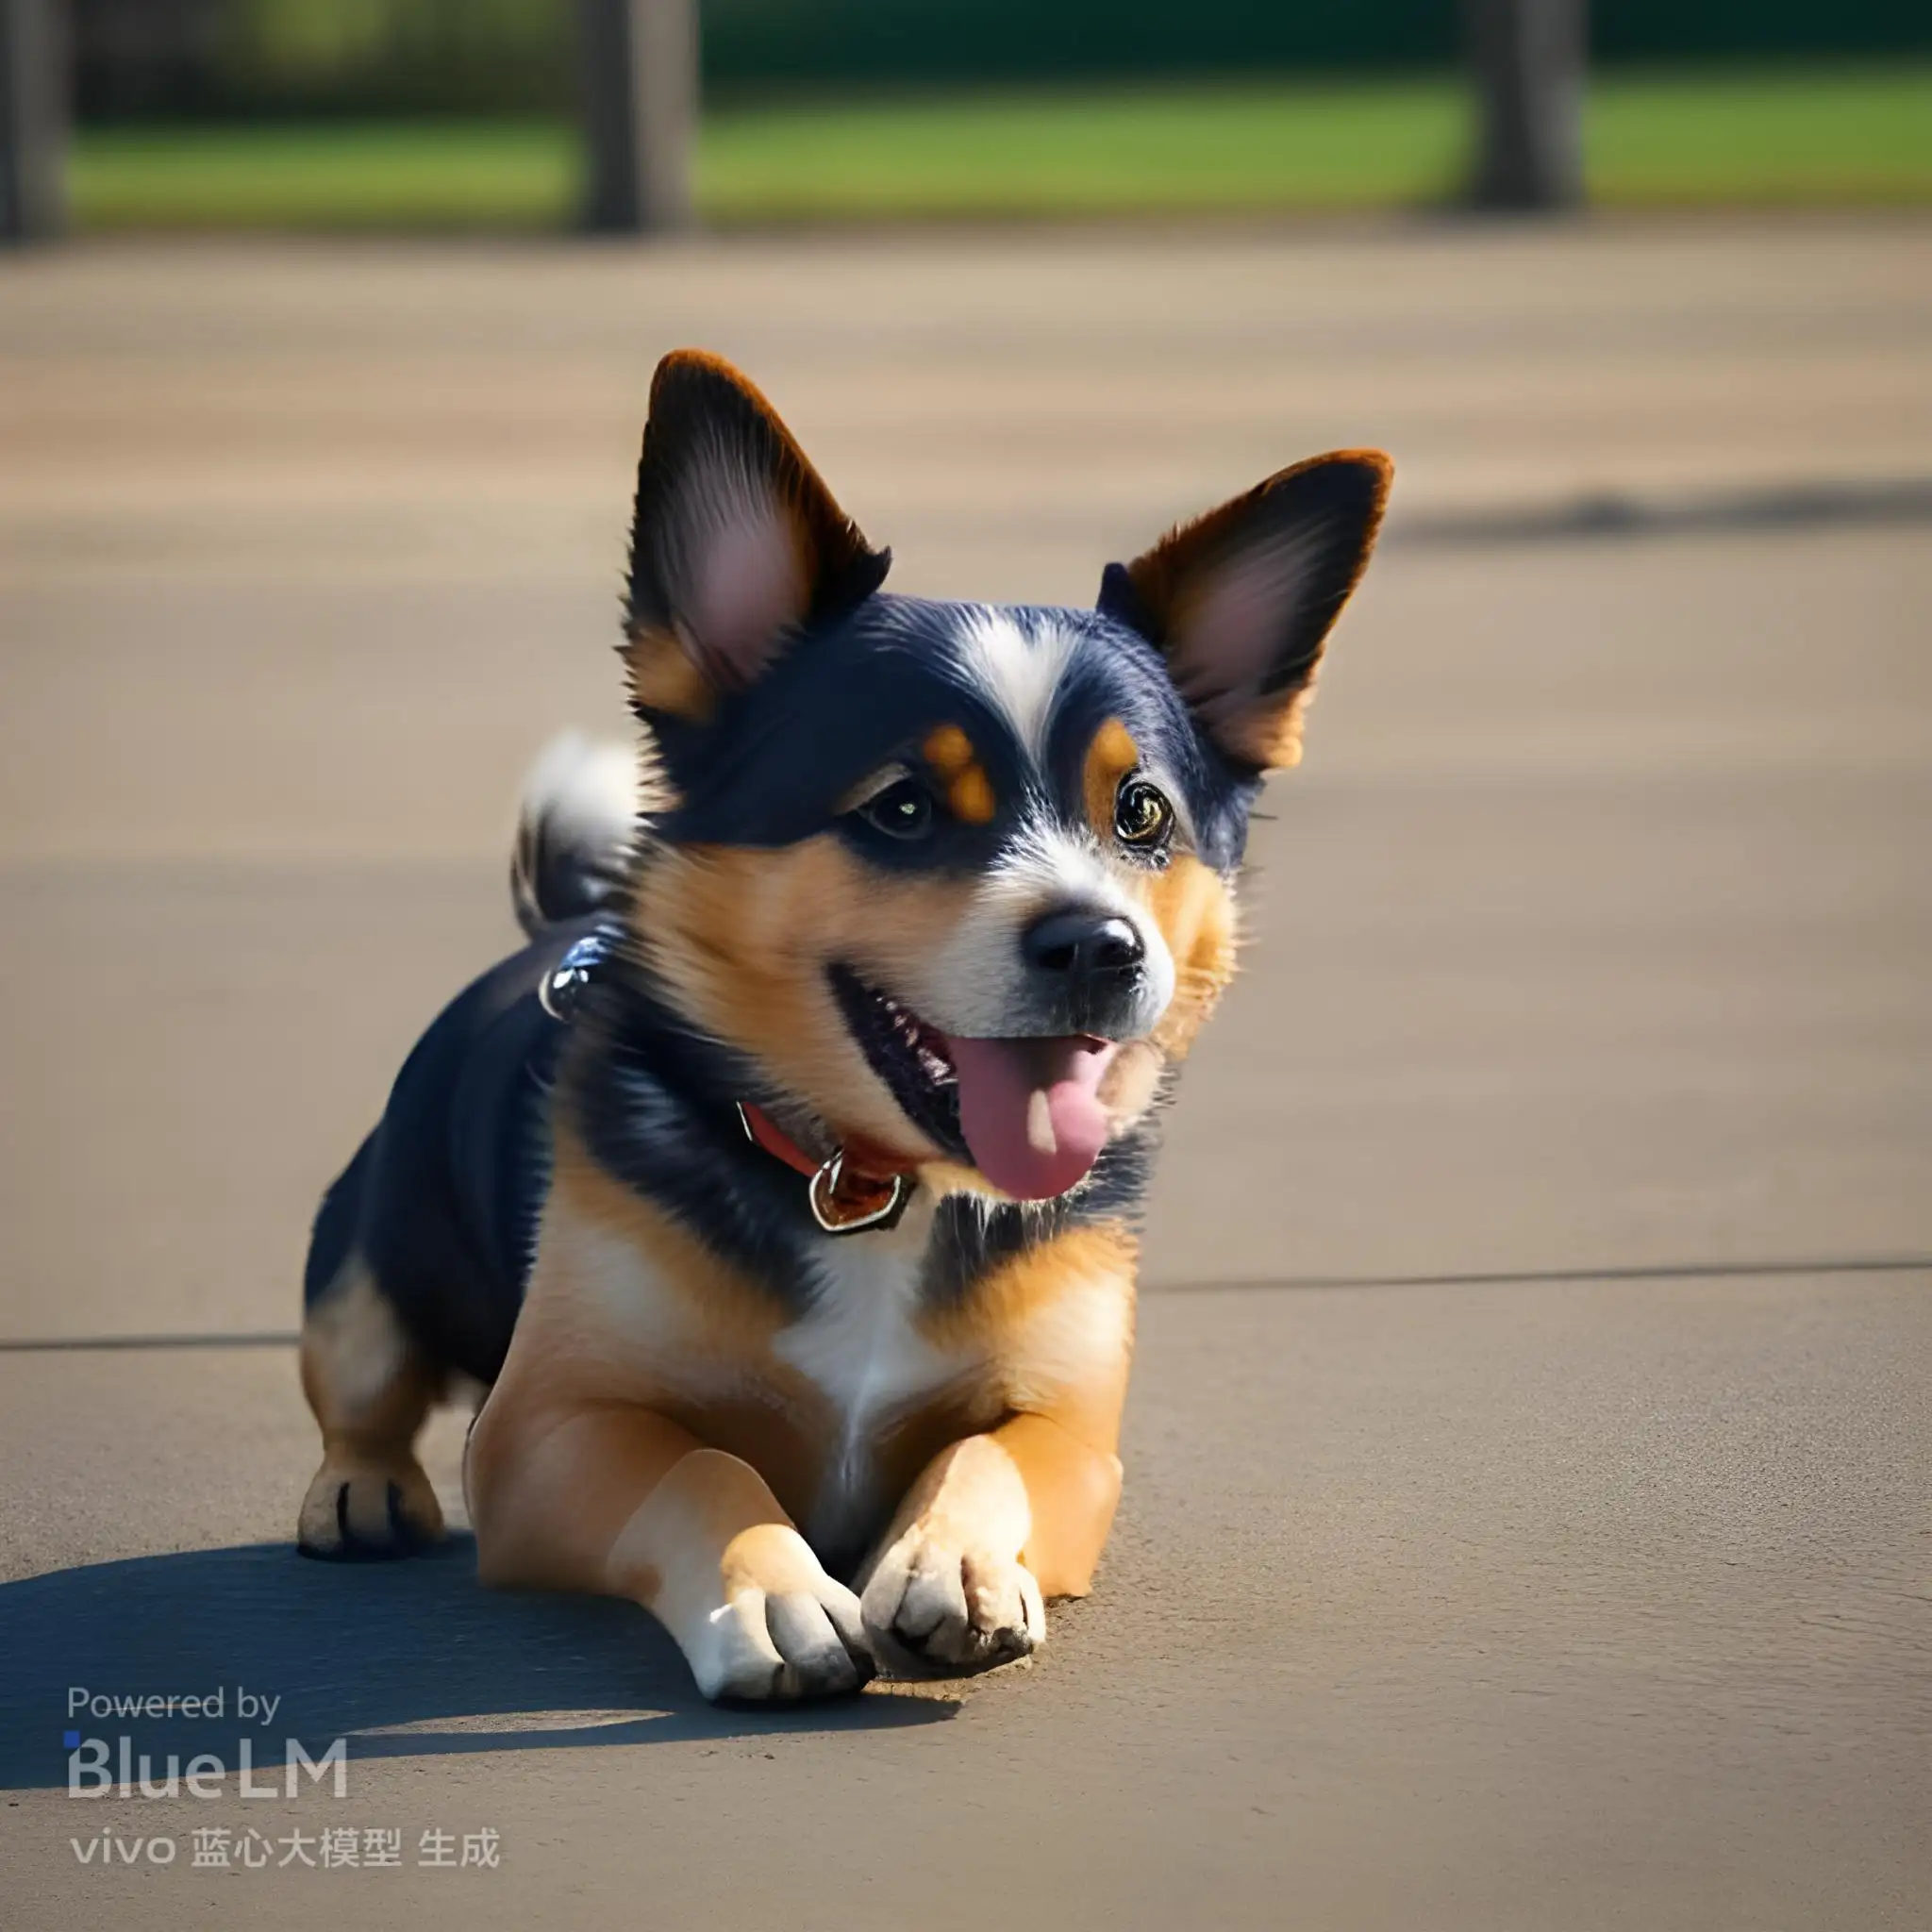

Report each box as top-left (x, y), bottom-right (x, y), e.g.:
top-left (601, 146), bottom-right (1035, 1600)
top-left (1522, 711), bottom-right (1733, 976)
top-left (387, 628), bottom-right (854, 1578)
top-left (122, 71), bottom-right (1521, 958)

top-left (736, 1102), bottom-right (911, 1236)
top-left (807, 1148), bottom-right (909, 1236)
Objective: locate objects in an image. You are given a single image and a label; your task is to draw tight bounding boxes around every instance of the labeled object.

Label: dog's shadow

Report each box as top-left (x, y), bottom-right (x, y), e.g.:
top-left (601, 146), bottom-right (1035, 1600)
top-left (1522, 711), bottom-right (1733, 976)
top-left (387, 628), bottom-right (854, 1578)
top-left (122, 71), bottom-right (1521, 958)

top-left (0, 1537), bottom-right (956, 1790)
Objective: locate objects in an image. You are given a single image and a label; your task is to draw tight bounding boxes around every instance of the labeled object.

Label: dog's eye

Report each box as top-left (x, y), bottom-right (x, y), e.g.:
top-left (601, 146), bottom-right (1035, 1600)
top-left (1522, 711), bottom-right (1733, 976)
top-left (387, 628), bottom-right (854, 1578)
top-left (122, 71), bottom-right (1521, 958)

top-left (855, 776), bottom-right (935, 841)
top-left (1114, 778), bottom-right (1174, 850)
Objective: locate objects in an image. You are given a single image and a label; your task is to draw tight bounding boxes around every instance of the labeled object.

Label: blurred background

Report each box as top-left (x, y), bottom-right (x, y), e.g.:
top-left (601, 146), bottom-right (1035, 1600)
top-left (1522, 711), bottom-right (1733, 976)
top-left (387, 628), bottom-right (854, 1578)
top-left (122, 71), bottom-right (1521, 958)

top-left (2, 8), bottom-right (1928, 1924)
top-left (0, 0), bottom-right (1923, 231)
top-left (0, 0), bottom-right (1926, 1407)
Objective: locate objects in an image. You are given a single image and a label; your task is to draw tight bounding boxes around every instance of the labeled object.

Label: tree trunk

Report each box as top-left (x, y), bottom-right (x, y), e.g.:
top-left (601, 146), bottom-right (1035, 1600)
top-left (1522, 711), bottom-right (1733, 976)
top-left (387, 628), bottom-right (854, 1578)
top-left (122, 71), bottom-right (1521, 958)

top-left (1, 0), bottom-right (68, 242)
top-left (576, 0), bottom-right (697, 234)
top-left (1465, 0), bottom-right (1586, 211)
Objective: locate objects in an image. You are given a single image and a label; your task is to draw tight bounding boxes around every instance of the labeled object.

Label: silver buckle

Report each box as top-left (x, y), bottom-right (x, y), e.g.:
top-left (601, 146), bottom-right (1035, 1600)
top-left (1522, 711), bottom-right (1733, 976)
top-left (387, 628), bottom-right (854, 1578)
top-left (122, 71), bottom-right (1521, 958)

top-left (538, 929), bottom-right (609, 1023)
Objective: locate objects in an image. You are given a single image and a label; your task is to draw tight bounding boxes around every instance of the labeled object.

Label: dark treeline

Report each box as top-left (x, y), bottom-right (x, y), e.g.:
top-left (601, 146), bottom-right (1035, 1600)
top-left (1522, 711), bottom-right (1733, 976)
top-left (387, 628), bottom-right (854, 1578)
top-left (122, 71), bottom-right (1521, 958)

top-left (77, 0), bottom-right (1932, 122)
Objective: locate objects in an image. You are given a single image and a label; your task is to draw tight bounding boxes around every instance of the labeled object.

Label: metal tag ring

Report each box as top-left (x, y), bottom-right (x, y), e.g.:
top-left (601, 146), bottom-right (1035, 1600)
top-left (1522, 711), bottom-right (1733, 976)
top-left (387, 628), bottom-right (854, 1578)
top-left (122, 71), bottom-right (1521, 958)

top-left (808, 1151), bottom-right (908, 1236)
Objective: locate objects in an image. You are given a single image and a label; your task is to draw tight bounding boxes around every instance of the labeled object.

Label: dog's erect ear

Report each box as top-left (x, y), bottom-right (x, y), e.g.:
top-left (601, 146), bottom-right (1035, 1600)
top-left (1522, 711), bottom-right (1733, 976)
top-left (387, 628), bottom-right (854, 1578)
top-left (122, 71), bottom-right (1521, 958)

top-left (1098, 451), bottom-right (1392, 770)
top-left (623, 351), bottom-right (891, 719)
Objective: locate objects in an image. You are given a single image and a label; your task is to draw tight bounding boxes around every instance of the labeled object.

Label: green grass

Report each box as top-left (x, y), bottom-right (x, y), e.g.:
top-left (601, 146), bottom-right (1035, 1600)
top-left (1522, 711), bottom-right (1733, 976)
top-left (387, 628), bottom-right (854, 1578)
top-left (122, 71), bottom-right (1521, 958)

top-left (72, 119), bottom-right (579, 229)
top-left (1591, 67), bottom-right (1932, 204)
top-left (69, 64), bottom-right (1932, 231)
top-left (701, 80), bottom-right (1469, 219)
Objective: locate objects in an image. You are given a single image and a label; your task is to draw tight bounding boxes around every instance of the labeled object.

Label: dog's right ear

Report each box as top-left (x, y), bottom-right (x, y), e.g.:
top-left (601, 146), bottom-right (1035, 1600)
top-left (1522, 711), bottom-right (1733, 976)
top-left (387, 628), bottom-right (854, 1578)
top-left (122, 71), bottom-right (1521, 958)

top-left (623, 351), bottom-right (891, 721)
top-left (1099, 450), bottom-right (1391, 771)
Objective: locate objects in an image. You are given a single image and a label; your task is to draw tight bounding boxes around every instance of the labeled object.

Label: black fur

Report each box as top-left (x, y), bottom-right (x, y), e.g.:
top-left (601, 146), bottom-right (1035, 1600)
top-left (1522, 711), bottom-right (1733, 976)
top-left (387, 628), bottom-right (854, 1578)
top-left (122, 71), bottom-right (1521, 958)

top-left (651, 594), bottom-right (1259, 876)
top-left (1098, 452), bottom-right (1391, 702)
top-left (304, 915), bottom-right (1172, 1382)
top-left (919, 1111), bottom-right (1161, 1314)
top-left (302, 922), bottom-right (591, 1384)
top-left (303, 597), bottom-right (1261, 1391)
top-left (625, 352), bottom-right (891, 658)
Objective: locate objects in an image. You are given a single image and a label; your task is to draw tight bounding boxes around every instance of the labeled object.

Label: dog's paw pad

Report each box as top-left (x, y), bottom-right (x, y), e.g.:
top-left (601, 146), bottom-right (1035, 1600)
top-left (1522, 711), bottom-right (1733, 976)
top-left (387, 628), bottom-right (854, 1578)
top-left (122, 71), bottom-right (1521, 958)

top-left (297, 1458), bottom-right (442, 1560)
top-left (861, 1529), bottom-right (1044, 1677)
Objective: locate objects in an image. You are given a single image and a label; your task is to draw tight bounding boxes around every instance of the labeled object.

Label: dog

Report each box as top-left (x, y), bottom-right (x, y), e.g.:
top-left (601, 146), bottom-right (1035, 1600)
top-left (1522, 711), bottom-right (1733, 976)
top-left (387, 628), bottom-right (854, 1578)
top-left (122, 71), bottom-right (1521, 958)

top-left (296, 350), bottom-right (1391, 1700)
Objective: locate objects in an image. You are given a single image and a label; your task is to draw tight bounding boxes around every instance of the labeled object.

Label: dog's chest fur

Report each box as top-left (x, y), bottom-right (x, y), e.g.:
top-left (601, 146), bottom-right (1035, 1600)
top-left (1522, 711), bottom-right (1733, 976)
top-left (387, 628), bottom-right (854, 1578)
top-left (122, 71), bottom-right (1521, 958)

top-left (549, 1174), bottom-right (991, 1550)
top-left (779, 1204), bottom-right (952, 1450)
top-left (773, 1198), bottom-right (981, 1546)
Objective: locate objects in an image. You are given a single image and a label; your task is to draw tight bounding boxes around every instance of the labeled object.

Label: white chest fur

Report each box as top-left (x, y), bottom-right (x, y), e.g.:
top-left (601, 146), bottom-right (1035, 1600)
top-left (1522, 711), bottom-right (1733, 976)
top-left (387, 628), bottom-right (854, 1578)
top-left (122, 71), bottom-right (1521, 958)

top-left (771, 1198), bottom-right (975, 1541)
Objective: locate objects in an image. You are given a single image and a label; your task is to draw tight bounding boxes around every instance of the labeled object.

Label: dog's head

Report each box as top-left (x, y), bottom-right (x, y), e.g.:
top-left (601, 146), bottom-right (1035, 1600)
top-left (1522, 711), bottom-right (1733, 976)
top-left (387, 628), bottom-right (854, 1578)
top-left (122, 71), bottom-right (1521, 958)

top-left (622, 351), bottom-right (1391, 1203)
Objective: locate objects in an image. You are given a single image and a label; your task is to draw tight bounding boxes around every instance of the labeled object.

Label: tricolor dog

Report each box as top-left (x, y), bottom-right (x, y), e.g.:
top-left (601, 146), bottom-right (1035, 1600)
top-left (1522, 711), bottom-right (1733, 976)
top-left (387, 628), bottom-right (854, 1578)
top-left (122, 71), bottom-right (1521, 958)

top-left (297, 351), bottom-right (1391, 1700)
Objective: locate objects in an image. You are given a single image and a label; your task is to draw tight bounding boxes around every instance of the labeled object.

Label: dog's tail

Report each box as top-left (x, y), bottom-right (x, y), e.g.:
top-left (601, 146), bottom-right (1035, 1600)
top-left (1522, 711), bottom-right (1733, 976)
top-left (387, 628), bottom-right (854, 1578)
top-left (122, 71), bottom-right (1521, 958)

top-left (509, 731), bottom-right (638, 939)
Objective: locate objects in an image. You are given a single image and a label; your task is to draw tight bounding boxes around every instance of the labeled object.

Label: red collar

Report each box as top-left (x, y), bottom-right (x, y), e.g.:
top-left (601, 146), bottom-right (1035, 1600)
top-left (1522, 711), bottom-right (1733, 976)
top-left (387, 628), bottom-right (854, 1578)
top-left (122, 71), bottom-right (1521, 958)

top-left (736, 1103), bottom-right (914, 1235)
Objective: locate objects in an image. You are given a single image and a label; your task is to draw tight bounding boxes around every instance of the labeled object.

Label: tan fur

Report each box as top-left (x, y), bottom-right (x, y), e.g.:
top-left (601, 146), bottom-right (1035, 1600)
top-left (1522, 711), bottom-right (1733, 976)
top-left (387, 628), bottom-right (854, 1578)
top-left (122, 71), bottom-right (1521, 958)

top-left (466, 1159), bottom-right (874, 1699)
top-left (479, 1130), bottom-right (850, 1519)
top-left (1139, 853), bottom-right (1240, 1060)
top-left (1082, 716), bottom-right (1141, 841)
top-left (655, 352), bottom-right (878, 639)
top-left (308, 357), bottom-right (1387, 1697)
top-left (866, 1412), bottom-right (1123, 1604)
top-left (1075, 713), bottom-right (1241, 1069)
top-left (633, 837), bottom-right (988, 1164)
top-left (924, 723), bottom-right (997, 825)
top-left (467, 1105), bottom-right (1138, 1686)
top-left (373, 797), bottom-right (1200, 1687)
top-left (1123, 448), bottom-right (1392, 769)
top-left (635, 824), bottom-right (1232, 1180)
top-left (622, 629), bottom-right (716, 722)
top-left (622, 351), bottom-right (886, 722)
top-left (297, 1262), bottom-right (445, 1554)
top-left (921, 1221), bottom-right (1134, 1445)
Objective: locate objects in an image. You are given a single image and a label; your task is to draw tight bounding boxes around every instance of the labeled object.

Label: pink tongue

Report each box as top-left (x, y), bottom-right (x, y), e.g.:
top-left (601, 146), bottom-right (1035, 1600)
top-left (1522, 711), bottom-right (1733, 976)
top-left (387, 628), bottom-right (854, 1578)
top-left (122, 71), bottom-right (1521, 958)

top-left (943, 1035), bottom-right (1116, 1201)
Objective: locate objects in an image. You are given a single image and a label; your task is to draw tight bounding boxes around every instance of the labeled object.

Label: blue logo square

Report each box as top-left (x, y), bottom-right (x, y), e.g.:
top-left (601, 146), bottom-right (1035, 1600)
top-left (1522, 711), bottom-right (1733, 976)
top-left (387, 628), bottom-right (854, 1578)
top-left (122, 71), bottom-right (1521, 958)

top-left (62, 1730), bottom-right (80, 1749)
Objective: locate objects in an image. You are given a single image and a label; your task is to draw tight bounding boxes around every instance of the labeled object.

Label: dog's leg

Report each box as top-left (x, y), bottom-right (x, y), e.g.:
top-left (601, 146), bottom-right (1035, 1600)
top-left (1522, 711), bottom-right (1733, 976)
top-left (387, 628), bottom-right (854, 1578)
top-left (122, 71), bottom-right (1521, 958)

top-left (858, 1410), bottom-right (1124, 1676)
top-left (466, 1391), bottom-right (874, 1702)
top-left (297, 1259), bottom-right (446, 1557)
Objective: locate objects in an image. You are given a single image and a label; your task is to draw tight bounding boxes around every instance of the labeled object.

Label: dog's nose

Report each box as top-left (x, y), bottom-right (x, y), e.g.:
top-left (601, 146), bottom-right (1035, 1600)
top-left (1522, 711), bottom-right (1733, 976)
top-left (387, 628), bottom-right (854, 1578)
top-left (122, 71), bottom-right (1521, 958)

top-left (1023, 909), bottom-right (1144, 979)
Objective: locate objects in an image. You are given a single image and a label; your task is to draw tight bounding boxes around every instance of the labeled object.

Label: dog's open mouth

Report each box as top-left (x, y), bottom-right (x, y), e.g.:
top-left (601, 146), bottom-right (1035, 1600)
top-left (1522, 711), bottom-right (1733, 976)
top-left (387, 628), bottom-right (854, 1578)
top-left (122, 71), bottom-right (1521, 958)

top-left (829, 966), bottom-right (1117, 1202)
top-left (828, 965), bottom-right (964, 1158)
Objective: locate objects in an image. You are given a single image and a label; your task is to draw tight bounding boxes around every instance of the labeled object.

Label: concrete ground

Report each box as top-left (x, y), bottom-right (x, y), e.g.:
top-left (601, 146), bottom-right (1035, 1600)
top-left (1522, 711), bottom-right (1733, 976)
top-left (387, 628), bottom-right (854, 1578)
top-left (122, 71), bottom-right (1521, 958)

top-left (1, 219), bottom-right (1928, 1929)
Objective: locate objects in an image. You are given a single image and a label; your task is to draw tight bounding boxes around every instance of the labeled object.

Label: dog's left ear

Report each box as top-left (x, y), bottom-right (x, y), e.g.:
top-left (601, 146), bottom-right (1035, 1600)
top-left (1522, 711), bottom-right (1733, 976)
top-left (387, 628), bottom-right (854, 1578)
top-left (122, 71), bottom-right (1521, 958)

top-left (1098, 450), bottom-right (1392, 769)
top-left (624, 350), bottom-right (891, 720)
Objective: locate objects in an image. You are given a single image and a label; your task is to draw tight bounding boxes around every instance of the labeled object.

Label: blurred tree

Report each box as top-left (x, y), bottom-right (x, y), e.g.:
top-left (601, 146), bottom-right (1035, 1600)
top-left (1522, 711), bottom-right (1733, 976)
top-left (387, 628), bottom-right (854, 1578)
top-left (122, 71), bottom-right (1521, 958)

top-left (1466, 0), bottom-right (1586, 208)
top-left (576, 0), bottom-right (694, 230)
top-left (2, 0), bottom-right (68, 240)
top-left (65, 2), bottom-right (1932, 123)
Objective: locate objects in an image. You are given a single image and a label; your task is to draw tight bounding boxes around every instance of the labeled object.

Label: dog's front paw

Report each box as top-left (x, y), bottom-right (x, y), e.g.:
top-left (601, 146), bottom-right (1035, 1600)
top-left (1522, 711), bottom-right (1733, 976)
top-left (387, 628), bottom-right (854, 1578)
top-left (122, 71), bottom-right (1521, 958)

top-left (688, 1525), bottom-right (875, 1704)
top-left (860, 1524), bottom-right (1045, 1677)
